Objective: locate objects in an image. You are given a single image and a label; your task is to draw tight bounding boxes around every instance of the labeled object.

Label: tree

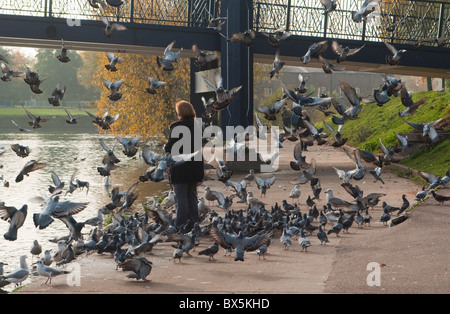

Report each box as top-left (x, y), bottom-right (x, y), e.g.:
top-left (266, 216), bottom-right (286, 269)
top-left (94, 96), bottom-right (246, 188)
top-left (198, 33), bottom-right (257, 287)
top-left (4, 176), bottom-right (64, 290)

top-left (91, 52), bottom-right (190, 140)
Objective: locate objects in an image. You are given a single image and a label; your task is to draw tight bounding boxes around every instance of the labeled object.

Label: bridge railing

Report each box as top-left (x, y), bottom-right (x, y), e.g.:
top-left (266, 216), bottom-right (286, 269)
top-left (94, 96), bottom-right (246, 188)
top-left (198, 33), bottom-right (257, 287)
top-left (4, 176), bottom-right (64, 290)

top-left (0, 0), bottom-right (220, 27)
top-left (253, 0), bottom-right (449, 46)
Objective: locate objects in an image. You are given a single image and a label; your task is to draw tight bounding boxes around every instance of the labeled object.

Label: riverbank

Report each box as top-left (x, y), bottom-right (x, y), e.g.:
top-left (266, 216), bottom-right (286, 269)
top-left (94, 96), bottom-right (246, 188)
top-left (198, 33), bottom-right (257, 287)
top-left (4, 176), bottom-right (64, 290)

top-left (11, 141), bottom-right (449, 294)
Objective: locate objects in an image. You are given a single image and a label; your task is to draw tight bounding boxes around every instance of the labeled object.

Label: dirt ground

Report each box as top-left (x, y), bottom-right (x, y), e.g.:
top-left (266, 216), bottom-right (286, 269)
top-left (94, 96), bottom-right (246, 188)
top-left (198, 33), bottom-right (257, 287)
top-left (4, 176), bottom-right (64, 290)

top-left (13, 141), bottom-right (450, 294)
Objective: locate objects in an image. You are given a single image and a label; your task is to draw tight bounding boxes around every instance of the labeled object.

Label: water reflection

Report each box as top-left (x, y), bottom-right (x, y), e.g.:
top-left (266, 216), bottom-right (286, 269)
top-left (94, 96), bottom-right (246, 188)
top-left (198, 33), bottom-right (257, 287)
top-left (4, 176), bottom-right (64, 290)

top-left (0, 132), bottom-right (169, 291)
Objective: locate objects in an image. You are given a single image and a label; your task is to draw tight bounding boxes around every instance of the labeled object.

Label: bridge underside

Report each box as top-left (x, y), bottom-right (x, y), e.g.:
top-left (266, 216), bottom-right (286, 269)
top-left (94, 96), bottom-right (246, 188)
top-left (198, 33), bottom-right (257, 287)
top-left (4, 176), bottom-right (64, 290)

top-left (0, 14), bottom-right (448, 79)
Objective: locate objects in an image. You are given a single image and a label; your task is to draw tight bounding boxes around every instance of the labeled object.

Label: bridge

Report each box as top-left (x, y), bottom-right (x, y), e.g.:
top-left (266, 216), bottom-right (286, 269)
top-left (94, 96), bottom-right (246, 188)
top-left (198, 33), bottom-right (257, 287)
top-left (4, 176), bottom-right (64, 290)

top-left (1, 0), bottom-right (449, 127)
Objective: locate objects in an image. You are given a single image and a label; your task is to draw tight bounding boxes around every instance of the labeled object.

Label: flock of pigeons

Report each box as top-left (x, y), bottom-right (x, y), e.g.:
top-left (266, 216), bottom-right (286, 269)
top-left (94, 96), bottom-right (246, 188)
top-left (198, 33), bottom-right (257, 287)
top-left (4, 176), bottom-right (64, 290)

top-left (1, 0), bottom-right (450, 288)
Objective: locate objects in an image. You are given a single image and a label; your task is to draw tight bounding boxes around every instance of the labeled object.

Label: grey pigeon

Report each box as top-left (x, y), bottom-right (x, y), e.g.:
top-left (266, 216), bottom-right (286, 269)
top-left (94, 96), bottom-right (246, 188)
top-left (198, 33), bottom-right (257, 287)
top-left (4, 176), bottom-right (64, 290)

top-left (206, 10), bottom-right (227, 32)
top-left (256, 96), bottom-right (288, 121)
top-left (324, 122), bottom-right (347, 147)
top-left (105, 52), bottom-right (124, 72)
top-left (317, 225), bottom-right (329, 244)
top-left (0, 204), bottom-right (28, 241)
top-left (319, 55), bottom-right (344, 74)
top-left (198, 242), bottom-right (219, 261)
top-left (57, 38), bottom-right (70, 63)
top-left (320, 0), bottom-right (337, 14)
top-left (192, 44), bottom-right (218, 68)
top-left (254, 175), bottom-right (276, 197)
top-left (64, 108), bottom-right (84, 124)
top-left (296, 73), bottom-right (308, 94)
top-left (431, 191), bottom-right (450, 205)
top-left (261, 28), bottom-right (292, 48)
top-left (331, 39), bottom-right (365, 63)
top-left (228, 29), bottom-right (256, 47)
top-left (85, 110), bottom-right (120, 130)
top-left (23, 66), bottom-right (47, 94)
top-left (327, 216), bottom-right (344, 237)
top-left (173, 245), bottom-right (183, 262)
top-left (34, 260), bottom-right (70, 285)
top-left (156, 41), bottom-right (183, 71)
top-left (100, 15), bottom-right (127, 38)
top-left (23, 106), bottom-right (53, 129)
top-left (117, 136), bottom-right (144, 157)
top-left (397, 195), bottom-right (410, 215)
top-left (269, 48), bottom-right (285, 79)
top-left (102, 78), bottom-right (124, 101)
top-left (99, 138), bottom-right (121, 164)
top-left (398, 84), bottom-right (427, 117)
top-left (298, 230), bottom-right (311, 252)
top-left (145, 76), bottom-right (166, 94)
top-left (352, 0), bottom-right (380, 22)
top-left (0, 255), bottom-right (29, 287)
top-left (11, 143), bottom-right (31, 158)
top-left (280, 227), bottom-right (292, 249)
top-left (369, 167), bottom-right (384, 184)
top-left (256, 244), bottom-right (268, 260)
top-left (203, 71), bottom-right (242, 111)
top-left (16, 159), bottom-right (48, 183)
top-left (379, 207), bottom-right (391, 225)
top-left (119, 257), bottom-right (153, 281)
top-left (300, 40), bottom-right (328, 64)
top-left (331, 82), bottom-right (362, 125)
top-left (415, 186), bottom-right (427, 201)
top-left (210, 222), bottom-right (272, 261)
top-left (1, 63), bottom-right (25, 82)
top-left (32, 194), bottom-right (89, 230)
top-left (384, 41), bottom-right (407, 66)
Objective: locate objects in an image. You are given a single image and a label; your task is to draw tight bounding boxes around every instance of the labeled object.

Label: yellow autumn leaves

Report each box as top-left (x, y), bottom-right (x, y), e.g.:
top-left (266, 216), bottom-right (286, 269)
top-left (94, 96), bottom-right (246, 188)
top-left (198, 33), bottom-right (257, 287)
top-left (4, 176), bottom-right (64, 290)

top-left (91, 51), bottom-right (190, 141)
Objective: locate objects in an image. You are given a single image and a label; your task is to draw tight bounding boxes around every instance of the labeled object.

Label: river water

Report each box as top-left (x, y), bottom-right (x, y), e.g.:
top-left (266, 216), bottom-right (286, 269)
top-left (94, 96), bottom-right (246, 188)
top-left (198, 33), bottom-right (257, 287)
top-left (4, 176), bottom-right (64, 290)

top-left (0, 132), bottom-right (169, 291)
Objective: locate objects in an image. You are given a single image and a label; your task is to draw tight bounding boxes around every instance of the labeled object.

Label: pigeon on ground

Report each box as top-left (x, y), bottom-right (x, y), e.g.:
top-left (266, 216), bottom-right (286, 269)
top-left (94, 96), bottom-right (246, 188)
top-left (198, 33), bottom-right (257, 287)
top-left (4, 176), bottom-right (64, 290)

top-left (317, 225), bottom-right (329, 244)
top-left (384, 41), bottom-right (407, 66)
top-left (397, 195), bottom-right (410, 215)
top-left (34, 260), bottom-right (70, 285)
top-left (280, 227), bottom-right (292, 250)
top-left (209, 222), bottom-right (272, 261)
top-left (331, 39), bottom-right (365, 63)
top-left (431, 191), bottom-right (450, 205)
top-left (380, 207), bottom-right (391, 225)
top-left (256, 244), bottom-right (268, 260)
top-left (289, 185), bottom-right (301, 201)
top-left (327, 216), bottom-right (344, 237)
top-left (298, 230), bottom-right (311, 252)
top-left (415, 186), bottom-right (427, 201)
top-left (0, 204), bottom-right (28, 241)
top-left (198, 242), bottom-right (219, 261)
top-left (119, 257), bottom-right (153, 282)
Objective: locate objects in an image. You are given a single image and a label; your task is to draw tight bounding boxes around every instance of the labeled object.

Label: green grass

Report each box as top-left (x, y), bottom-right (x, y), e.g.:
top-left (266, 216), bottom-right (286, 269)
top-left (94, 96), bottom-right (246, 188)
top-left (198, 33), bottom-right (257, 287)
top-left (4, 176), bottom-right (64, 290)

top-left (0, 106), bottom-right (94, 117)
top-left (316, 90), bottom-right (450, 175)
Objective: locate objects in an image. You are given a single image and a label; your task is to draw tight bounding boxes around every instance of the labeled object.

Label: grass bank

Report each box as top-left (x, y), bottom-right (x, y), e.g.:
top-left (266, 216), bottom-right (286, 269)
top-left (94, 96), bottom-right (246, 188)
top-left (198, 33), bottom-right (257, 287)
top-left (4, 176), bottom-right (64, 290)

top-left (316, 89), bottom-right (450, 175)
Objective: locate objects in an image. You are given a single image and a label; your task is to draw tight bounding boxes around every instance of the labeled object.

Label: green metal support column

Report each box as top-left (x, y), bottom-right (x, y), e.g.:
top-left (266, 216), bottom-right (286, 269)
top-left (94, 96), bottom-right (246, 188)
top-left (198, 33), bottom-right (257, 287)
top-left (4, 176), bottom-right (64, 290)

top-left (220, 0), bottom-right (253, 129)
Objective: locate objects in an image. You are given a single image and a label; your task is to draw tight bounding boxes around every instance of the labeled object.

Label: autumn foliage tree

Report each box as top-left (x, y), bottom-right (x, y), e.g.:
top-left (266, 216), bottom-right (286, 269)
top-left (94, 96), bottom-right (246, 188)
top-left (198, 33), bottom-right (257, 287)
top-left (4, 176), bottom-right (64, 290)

top-left (91, 52), bottom-right (190, 140)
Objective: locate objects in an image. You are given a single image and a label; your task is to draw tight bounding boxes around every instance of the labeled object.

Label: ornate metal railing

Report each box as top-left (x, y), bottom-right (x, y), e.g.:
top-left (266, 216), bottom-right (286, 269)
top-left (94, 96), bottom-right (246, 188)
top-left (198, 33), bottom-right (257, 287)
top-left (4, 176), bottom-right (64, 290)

top-left (0, 0), bottom-right (220, 27)
top-left (253, 0), bottom-right (450, 46)
top-left (0, 0), bottom-right (448, 46)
